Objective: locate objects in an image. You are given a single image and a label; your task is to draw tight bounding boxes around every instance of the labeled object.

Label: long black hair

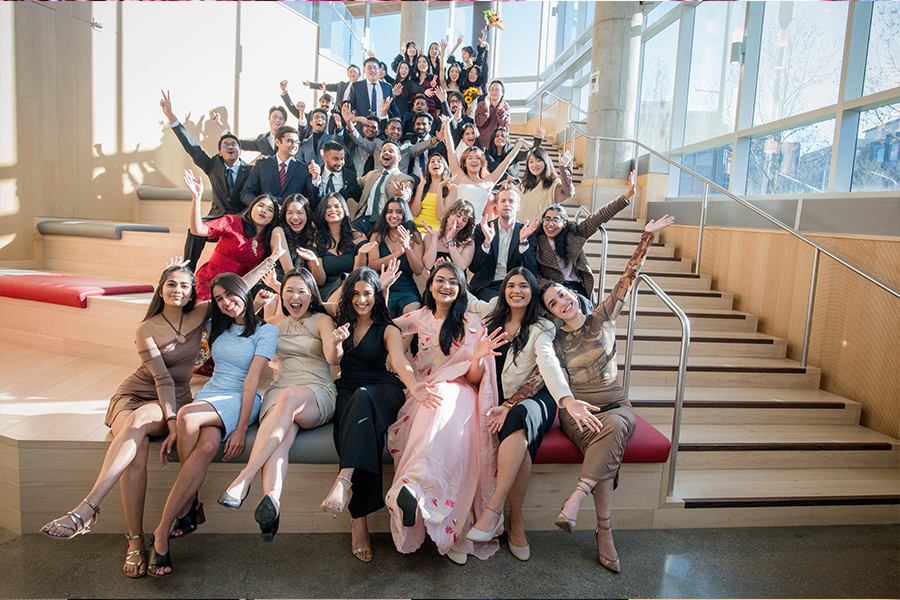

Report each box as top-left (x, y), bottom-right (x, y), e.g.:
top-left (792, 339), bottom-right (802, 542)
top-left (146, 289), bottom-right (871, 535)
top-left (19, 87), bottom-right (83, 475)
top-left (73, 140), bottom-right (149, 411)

top-left (335, 267), bottom-right (398, 353)
top-left (423, 151), bottom-right (452, 200)
top-left (522, 147), bottom-right (559, 192)
top-left (208, 273), bottom-right (259, 347)
top-left (484, 267), bottom-right (542, 362)
top-left (370, 197), bottom-right (422, 245)
top-left (279, 194), bottom-right (317, 260)
top-left (240, 194), bottom-right (278, 256)
top-left (314, 192), bottom-right (358, 256)
top-left (541, 204), bottom-right (573, 262)
top-left (485, 127), bottom-right (512, 165)
top-left (422, 262), bottom-right (468, 356)
top-left (143, 265), bottom-right (197, 321)
top-left (279, 267), bottom-right (326, 316)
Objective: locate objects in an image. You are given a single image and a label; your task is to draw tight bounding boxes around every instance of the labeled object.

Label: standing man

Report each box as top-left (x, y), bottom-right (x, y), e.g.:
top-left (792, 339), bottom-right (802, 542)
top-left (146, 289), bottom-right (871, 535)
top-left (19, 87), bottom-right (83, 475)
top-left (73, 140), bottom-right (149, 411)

top-left (297, 108), bottom-right (334, 164)
top-left (160, 90), bottom-right (252, 272)
top-left (349, 57), bottom-right (401, 122)
top-left (298, 64), bottom-right (361, 106)
top-left (318, 140), bottom-right (362, 203)
top-left (469, 182), bottom-right (538, 301)
top-left (212, 106), bottom-right (286, 157)
top-left (352, 141), bottom-right (414, 235)
top-left (241, 125), bottom-right (322, 209)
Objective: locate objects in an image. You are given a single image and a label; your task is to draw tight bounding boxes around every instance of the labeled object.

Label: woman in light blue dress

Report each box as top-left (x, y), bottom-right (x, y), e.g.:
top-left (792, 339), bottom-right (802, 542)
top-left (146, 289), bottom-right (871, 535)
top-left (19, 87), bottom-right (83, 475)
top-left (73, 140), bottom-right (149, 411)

top-left (147, 272), bottom-right (278, 577)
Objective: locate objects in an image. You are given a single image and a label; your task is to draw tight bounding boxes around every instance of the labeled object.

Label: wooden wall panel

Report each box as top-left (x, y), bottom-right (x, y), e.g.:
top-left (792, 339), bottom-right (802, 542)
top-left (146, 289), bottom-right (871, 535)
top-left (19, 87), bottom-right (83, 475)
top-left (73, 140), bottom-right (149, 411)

top-left (661, 225), bottom-right (900, 439)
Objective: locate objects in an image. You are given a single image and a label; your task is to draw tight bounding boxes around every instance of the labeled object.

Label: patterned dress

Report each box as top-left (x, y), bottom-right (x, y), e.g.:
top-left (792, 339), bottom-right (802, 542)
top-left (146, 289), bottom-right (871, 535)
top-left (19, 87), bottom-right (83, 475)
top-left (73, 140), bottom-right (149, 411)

top-left (195, 214), bottom-right (268, 301)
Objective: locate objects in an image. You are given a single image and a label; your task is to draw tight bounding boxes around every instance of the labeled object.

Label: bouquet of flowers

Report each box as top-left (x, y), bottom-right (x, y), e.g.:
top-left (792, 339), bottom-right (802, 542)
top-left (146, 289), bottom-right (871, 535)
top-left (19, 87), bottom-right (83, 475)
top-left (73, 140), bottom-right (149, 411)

top-left (463, 87), bottom-right (481, 105)
top-left (482, 9), bottom-right (504, 35)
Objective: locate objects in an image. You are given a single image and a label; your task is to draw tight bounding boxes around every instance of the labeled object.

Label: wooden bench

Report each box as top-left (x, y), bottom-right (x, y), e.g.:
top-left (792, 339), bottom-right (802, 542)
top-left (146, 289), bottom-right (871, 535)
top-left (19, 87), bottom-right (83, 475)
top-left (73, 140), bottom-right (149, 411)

top-left (36, 219), bottom-right (169, 239)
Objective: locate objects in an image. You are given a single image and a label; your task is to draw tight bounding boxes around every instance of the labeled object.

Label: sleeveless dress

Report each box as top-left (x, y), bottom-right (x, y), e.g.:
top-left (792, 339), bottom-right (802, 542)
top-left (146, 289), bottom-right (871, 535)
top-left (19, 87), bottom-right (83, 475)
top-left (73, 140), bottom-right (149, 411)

top-left (378, 240), bottom-right (420, 316)
top-left (384, 309), bottom-right (499, 561)
top-left (261, 313), bottom-right (337, 427)
top-left (332, 323), bottom-right (406, 518)
top-left (414, 192), bottom-right (441, 231)
top-left (456, 183), bottom-right (492, 219)
top-left (195, 215), bottom-right (267, 301)
top-left (194, 321), bottom-right (279, 440)
top-left (105, 321), bottom-right (205, 426)
top-left (319, 241), bottom-right (365, 301)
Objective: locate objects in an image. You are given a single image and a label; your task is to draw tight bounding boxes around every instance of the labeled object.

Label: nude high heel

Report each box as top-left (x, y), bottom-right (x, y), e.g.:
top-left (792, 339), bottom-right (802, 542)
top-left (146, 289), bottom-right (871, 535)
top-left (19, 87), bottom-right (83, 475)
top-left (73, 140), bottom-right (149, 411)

top-left (596, 517), bottom-right (620, 574)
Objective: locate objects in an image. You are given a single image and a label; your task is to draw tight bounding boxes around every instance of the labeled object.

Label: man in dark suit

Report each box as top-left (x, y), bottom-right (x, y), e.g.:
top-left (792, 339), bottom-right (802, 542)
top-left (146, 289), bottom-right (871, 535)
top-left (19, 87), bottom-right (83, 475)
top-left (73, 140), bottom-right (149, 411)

top-left (352, 141), bottom-right (415, 235)
top-left (318, 140), bottom-right (362, 204)
top-left (297, 108), bottom-right (335, 165)
top-left (469, 183), bottom-right (538, 301)
top-left (436, 87), bottom-right (474, 147)
top-left (213, 105), bottom-right (287, 157)
top-left (349, 57), bottom-right (401, 122)
top-left (302, 64), bottom-right (360, 106)
top-left (279, 81), bottom-right (340, 137)
top-left (160, 90), bottom-right (253, 272)
top-left (241, 125), bottom-right (322, 208)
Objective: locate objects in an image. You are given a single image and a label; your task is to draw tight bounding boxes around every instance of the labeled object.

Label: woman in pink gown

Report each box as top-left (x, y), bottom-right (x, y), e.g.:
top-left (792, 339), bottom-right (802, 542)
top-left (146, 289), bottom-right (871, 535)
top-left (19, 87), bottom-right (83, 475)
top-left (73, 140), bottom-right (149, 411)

top-left (384, 262), bottom-right (507, 565)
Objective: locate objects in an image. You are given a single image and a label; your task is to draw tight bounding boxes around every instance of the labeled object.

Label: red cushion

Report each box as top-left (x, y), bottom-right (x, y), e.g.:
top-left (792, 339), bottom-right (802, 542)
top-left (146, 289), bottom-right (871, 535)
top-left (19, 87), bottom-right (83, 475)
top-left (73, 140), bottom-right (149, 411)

top-left (534, 413), bottom-right (671, 465)
top-left (0, 273), bottom-right (153, 308)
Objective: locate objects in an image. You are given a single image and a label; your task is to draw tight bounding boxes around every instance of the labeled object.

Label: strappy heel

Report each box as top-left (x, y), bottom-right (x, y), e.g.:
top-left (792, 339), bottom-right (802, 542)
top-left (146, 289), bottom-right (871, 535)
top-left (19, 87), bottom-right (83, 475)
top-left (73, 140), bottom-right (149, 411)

top-left (596, 516), bottom-right (621, 573)
top-left (123, 533), bottom-right (146, 579)
top-left (41, 498), bottom-right (100, 539)
top-left (320, 475), bottom-right (352, 516)
top-left (170, 496), bottom-right (205, 538)
top-left (554, 479), bottom-right (593, 533)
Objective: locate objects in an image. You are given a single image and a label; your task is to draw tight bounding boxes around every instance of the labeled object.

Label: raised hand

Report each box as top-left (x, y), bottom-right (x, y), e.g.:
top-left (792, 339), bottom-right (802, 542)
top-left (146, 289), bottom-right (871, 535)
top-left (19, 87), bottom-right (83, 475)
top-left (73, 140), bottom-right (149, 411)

top-left (480, 216), bottom-right (495, 246)
top-left (381, 96), bottom-right (393, 116)
top-left (296, 100), bottom-right (306, 115)
top-left (560, 149), bottom-right (572, 169)
top-left (535, 125), bottom-right (545, 139)
top-left (332, 323), bottom-right (351, 345)
top-left (269, 233), bottom-right (286, 260)
top-left (434, 85), bottom-right (447, 104)
top-left (183, 169), bottom-right (203, 198)
top-left (210, 111), bottom-right (223, 127)
top-left (397, 225), bottom-right (412, 251)
top-left (424, 88), bottom-right (435, 98)
top-left (626, 170), bottom-right (636, 198)
top-left (423, 221), bottom-right (440, 239)
top-left (411, 381), bottom-right (442, 409)
top-left (296, 247), bottom-right (319, 264)
top-left (380, 257), bottom-right (401, 289)
top-left (280, 79), bottom-right (289, 92)
top-left (333, 111), bottom-right (343, 129)
top-left (159, 89), bottom-right (176, 123)
top-left (390, 180), bottom-right (413, 199)
top-left (358, 240), bottom-right (379, 256)
top-left (308, 160), bottom-right (321, 180)
top-left (473, 325), bottom-right (508, 361)
top-left (645, 214), bottom-right (674, 234)
top-left (255, 288), bottom-right (275, 306)
top-left (392, 83), bottom-right (404, 97)
top-left (341, 103), bottom-right (354, 124)
top-left (165, 255), bottom-right (189, 268)
top-left (302, 80), bottom-right (312, 87)
top-left (518, 219), bottom-right (537, 243)
top-left (262, 268), bottom-right (280, 291)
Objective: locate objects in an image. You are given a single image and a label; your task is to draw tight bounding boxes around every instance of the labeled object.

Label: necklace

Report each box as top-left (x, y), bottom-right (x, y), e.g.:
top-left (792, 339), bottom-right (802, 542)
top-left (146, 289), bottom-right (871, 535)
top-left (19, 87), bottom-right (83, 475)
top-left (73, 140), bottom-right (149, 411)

top-left (251, 236), bottom-right (260, 256)
top-left (160, 311), bottom-right (187, 344)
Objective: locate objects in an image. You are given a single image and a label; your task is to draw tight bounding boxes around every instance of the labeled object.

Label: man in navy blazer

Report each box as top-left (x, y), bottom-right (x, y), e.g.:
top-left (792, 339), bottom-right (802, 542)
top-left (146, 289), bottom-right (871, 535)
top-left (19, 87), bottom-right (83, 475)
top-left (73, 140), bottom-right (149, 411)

top-left (349, 57), bottom-right (401, 122)
top-left (469, 183), bottom-right (538, 301)
top-left (317, 140), bottom-right (362, 205)
top-left (213, 105), bottom-right (286, 157)
top-left (297, 108), bottom-right (335, 165)
top-left (160, 90), bottom-right (253, 272)
top-left (241, 125), bottom-right (322, 208)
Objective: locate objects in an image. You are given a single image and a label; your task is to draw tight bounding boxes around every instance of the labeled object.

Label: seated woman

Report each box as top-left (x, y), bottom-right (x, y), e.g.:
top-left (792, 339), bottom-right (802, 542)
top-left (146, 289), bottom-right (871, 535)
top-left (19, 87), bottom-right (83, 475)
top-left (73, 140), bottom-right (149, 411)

top-left (367, 196), bottom-right (425, 317)
top-left (188, 177), bottom-right (280, 301)
top-left (442, 114), bottom-right (527, 220)
top-left (319, 267), bottom-right (440, 562)
top-left (485, 126), bottom-right (543, 182)
top-left (533, 172), bottom-right (636, 302)
top-left (274, 194), bottom-right (325, 286)
top-left (147, 271), bottom-right (280, 576)
top-left (422, 199), bottom-right (476, 273)
top-left (540, 215), bottom-right (674, 573)
top-left (40, 172), bottom-right (281, 579)
top-left (384, 262), bottom-right (507, 565)
top-left (218, 267), bottom-right (341, 542)
top-left (463, 266), bottom-right (593, 562)
top-left (314, 192), bottom-right (376, 302)
top-left (516, 146), bottom-right (576, 226)
top-left (411, 152), bottom-right (454, 232)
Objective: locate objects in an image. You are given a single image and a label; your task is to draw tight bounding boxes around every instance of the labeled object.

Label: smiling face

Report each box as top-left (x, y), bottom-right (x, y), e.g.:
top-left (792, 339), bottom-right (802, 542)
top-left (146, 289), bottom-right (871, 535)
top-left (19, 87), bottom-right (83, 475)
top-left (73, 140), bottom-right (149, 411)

top-left (428, 154), bottom-right (446, 177)
top-left (161, 271), bottom-right (193, 308)
top-left (212, 284), bottom-right (245, 320)
top-left (543, 284), bottom-right (581, 321)
top-left (430, 266), bottom-right (460, 306)
top-left (467, 68), bottom-right (479, 83)
top-left (322, 148), bottom-right (345, 173)
top-left (324, 196), bottom-right (344, 224)
top-left (492, 129), bottom-right (507, 150)
top-left (251, 197), bottom-right (276, 228)
top-left (380, 142), bottom-right (400, 168)
top-left (351, 281), bottom-right (376, 317)
top-left (384, 201), bottom-right (404, 229)
top-left (464, 149), bottom-right (485, 174)
top-left (542, 209), bottom-right (566, 238)
top-left (283, 200), bottom-right (307, 233)
top-left (429, 43), bottom-right (440, 59)
top-left (385, 121), bottom-right (402, 142)
top-left (413, 98), bottom-right (428, 114)
top-left (527, 153), bottom-right (545, 176)
top-left (504, 274), bottom-right (532, 311)
top-left (218, 137), bottom-right (240, 166)
top-left (414, 116), bottom-right (430, 137)
top-left (462, 126), bottom-right (477, 147)
top-left (310, 111), bottom-right (327, 134)
top-left (348, 65), bottom-right (360, 81)
top-left (448, 64), bottom-right (460, 83)
top-left (488, 81), bottom-right (503, 103)
top-left (397, 62), bottom-right (410, 80)
top-left (362, 120), bottom-right (378, 140)
top-left (416, 55), bottom-right (430, 75)
top-left (281, 275), bottom-right (311, 318)
top-left (276, 131), bottom-right (300, 160)
top-left (269, 109), bottom-right (286, 132)
top-left (363, 60), bottom-right (379, 82)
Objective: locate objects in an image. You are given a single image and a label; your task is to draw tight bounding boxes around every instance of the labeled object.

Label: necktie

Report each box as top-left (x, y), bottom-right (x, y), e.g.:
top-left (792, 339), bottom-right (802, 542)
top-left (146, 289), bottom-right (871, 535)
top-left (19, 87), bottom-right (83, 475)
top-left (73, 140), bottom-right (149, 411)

top-left (279, 161), bottom-right (287, 190)
top-left (326, 173), bottom-right (335, 194)
top-left (418, 152), bottom-right (427, 177)
top-left (370, 83), bottom-right (377, 117)
top-left (370, 171), bottom-right (388, 222)
top-left (226, 168), bottom-right (234, 196)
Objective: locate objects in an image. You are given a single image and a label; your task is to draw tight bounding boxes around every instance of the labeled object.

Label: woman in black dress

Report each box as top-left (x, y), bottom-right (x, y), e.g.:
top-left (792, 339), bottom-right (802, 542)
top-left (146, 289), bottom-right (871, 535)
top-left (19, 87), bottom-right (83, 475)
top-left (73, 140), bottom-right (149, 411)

top-left (319, 267), bottom-right (439, 562)
top-left (313, 192), bottom-right (376, 302)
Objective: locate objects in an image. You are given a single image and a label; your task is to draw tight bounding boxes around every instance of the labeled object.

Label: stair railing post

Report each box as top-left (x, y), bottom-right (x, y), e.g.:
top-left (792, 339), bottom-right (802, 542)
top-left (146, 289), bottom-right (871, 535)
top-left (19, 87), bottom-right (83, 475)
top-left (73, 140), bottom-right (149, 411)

top-left (595, 224), bottom-right (608, 307)
top-left (695, 182), bottom-right (709, 275)
top-left (801, 248), bottom-right (821, 368)
top-left (592, 139), bottom-right (599, 213)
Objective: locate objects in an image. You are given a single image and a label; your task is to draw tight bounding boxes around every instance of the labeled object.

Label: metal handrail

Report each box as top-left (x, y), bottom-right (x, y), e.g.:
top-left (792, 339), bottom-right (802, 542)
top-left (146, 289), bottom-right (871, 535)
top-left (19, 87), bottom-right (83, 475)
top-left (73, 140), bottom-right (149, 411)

top-left (566, 121), bottom-right (900, 368)
top-left (571, 207), bottom-right (608, 307)
top-left (539, 91), bottom-right (589, 161)
top-left (622, 274), bottom-right (690, 498)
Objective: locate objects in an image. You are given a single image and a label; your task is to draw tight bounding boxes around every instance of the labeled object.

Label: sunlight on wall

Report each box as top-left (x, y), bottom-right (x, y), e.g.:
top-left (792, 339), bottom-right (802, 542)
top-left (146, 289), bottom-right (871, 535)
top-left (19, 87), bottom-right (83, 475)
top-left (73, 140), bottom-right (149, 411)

top-left (91, 3), bottom-right (118, 157)
top-left (0, 3), bottom-right (16, 168)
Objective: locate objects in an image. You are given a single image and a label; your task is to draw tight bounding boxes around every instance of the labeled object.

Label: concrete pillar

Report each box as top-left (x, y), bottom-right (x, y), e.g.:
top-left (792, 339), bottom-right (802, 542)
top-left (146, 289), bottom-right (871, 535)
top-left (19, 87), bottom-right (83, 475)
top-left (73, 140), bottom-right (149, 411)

top-left (400, 1), bottom-right (427, 54)
top-left (585, 2), bottom-right (643, 182)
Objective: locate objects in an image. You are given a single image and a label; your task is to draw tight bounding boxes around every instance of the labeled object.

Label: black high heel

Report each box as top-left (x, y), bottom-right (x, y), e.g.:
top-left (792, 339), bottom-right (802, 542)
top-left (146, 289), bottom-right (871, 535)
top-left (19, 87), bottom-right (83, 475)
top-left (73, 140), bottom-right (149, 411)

top-left (397, 485), bottom-right (417, 527)
top-left (170, 496), bottom-right (205, 538)
top-left (147, 535), bottom-right (173, 577)
top-left (255, 494), bottom-right (280, 543)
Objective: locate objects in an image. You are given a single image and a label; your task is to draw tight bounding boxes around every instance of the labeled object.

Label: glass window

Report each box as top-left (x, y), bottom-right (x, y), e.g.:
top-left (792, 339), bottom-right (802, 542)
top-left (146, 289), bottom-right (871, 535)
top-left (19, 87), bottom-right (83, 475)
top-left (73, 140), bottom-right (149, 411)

top-left (746, 120), bottom-right (835, 195)
top-left (426, 4), bottom-right (450, 50)
top-left (451, 3), bottom-right (473, 48)
top-left (368, 12), bottom-right (401, 68)
top-left (753, 2), bottom-right (848, 126)
top-left (864, 2), bottom-right (900, 96)
top-left (554, 1), bottom-right (593, 58)
top-left (683, 2), bottom-right (745, 146)
top-left (678, 145), bottom-right (732, 196)
top-left (638, 23), bottom-right (679, 151)
top-left (501, 81), bottom-right (537, 100)
top-left (851, 103), bottom-right (900, 192)
top-left (646, 1), bottom-right (678, 28)
top-left (495, 1), bottom-right (542, 78)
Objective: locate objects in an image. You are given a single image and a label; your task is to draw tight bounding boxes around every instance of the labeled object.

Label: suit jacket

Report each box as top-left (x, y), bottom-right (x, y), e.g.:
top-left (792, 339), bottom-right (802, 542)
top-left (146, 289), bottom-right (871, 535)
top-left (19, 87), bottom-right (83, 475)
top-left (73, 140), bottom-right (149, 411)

top-left (354, 169), bottom-right (415, 220)
top-left (319, 166), bottom-right (363, 203)
top-left (170, 122), bottom-right (251, 218)
top-left (349, 80), bottom-right (401, 120)
top-left (532, 195), bottom-right (631, 294)
top-left (239, 132), bottom-right (276, 156)
top-left (469, 219), bottom-right (537, 295)
top-left (440, 100), bottom-right (475, 147)
top-left (241, 156), bottom-right (320, 208)
top-left (297, 131), bottom-right (336, 165)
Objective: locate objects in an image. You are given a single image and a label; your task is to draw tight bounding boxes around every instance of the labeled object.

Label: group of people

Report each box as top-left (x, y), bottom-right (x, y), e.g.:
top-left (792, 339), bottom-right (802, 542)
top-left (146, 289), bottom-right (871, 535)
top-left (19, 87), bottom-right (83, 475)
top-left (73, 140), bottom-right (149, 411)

top-left (40, 37), bottom-right (676, 580)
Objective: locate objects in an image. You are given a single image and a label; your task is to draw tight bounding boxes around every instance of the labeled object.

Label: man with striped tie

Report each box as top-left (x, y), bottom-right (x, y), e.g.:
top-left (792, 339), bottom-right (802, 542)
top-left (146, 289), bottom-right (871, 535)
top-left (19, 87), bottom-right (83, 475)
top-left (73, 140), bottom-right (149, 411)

top-left (241, 125), bottom-right (322, 209)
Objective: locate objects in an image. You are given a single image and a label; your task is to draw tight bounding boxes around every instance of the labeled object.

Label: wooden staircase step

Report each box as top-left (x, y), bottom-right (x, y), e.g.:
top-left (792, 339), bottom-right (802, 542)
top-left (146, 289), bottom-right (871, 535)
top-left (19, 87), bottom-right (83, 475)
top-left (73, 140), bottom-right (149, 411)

top-left (620, 355), bottom-right (821, 388)
top-left (593, 255), bottom-right (693, 274)
top-left (615, 307), bottom-right (758, 332)
top-left (617, 329), bottom-right (784, 357)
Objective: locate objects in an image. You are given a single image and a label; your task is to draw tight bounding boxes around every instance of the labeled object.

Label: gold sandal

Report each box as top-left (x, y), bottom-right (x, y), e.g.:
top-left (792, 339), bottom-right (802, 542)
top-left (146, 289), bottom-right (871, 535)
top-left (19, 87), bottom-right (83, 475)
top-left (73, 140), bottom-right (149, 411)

top-left (123, 533), bottom-right (147, 579)
top-left (41, 498), bottom-right (100, 539)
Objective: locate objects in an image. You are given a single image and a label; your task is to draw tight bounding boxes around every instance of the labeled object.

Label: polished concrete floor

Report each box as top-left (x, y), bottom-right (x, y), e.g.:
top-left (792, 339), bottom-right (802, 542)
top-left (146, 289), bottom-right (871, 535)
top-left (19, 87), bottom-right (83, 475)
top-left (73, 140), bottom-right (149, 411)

top-left (1, 524), bottom-right (897, 599)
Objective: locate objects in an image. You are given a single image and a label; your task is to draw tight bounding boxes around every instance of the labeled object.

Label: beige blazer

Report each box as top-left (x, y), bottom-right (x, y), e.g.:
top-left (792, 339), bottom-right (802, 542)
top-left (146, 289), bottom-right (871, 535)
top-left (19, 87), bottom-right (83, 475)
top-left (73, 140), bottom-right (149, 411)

top-left (354, 169), bottom-right (415, 220)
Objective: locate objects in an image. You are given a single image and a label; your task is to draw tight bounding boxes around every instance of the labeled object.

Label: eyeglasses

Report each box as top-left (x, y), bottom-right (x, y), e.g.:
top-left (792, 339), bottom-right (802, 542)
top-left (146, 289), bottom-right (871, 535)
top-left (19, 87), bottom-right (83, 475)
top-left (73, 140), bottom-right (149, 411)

top-left (282, 138), bottom-right (300, 146)
top-left (220, 142), bottom-right (239, 149)
top-left (543, 216), bottom-right (566, 225)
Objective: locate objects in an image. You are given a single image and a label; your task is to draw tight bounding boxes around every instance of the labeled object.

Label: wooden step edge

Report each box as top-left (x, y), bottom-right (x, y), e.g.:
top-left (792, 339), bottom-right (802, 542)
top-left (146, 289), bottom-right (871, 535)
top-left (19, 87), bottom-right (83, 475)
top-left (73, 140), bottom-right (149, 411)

top-left (619, 365), bottom-right (809, 374)
top-left (586, 253), bottom-right (686, 262)
top-left (632, 399), bottom-right (849, 410)
top-left (679, 442), bottom-right (896, 452)
top-left (610, 289), bottom-right (724, 298)
top-left (682, 495), bottom-right (900, 509)
top-left (616, 334), bottom-right (773, 344)
top-left (618, 309), bottom-right (749, 320)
